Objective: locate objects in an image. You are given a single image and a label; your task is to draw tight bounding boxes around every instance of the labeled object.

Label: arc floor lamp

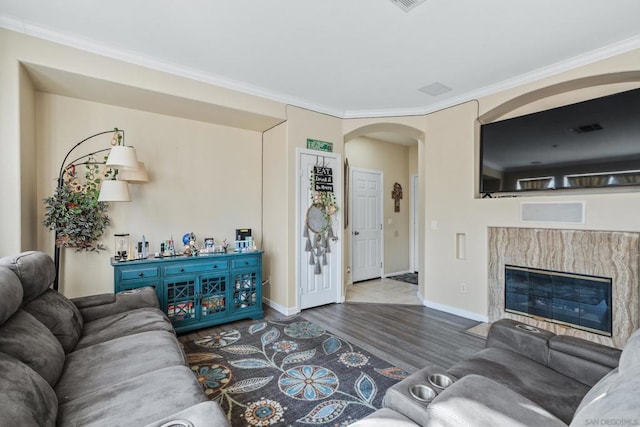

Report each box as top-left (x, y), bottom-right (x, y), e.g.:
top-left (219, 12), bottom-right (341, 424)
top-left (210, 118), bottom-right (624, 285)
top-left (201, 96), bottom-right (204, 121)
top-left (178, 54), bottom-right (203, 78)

top-left (52, 128), bottom-right (148, 291)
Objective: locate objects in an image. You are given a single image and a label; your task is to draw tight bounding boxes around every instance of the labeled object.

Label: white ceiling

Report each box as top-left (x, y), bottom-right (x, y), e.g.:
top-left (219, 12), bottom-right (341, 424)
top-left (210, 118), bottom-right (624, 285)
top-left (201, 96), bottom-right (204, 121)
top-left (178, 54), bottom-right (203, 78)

top-left (1, 0), bottom-right (640, 120)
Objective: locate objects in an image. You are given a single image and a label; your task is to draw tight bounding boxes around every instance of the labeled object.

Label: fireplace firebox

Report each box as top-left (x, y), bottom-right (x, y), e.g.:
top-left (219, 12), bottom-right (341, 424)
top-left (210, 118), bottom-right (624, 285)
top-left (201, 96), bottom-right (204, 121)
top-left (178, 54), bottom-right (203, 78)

top-left (505, 265), bottom-right (612, 336)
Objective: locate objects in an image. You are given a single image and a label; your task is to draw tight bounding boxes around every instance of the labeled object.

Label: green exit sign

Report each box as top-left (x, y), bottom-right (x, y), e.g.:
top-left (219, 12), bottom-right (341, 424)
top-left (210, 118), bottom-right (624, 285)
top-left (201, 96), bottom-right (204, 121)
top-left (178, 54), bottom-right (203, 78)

top-left (307, 138), bottom-right (333, 152)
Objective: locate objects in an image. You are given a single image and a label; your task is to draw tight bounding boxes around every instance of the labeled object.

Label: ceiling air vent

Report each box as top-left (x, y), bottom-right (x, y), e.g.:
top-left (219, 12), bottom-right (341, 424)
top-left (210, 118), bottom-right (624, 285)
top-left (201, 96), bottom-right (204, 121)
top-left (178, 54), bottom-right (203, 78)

top-left (418, 82), bottom-right (452, 97)
top-left (390, 0), bottom-right (428, 12)
top-left (572, 123), bottom-right (603, 134)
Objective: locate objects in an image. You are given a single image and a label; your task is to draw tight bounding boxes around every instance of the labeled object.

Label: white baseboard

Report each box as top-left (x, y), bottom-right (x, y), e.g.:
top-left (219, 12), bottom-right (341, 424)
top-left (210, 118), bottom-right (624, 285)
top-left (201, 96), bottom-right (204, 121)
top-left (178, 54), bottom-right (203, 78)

top-left (263, 298), bottom-right (299, 316)
top-left (422, 299), bottom-right (489, 323)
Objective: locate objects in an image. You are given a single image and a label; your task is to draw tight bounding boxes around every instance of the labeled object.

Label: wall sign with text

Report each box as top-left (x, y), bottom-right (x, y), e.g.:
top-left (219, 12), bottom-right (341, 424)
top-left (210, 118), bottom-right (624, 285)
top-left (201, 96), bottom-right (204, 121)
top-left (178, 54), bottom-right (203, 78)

top-left (313, 166), bottom-right (333, 192)
top-left (307, 138), bottom-right (333, 152)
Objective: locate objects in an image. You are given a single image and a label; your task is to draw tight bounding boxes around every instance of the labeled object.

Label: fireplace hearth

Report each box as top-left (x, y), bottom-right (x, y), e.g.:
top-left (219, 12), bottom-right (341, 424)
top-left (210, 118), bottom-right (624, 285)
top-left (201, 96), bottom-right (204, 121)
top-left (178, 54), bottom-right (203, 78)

top-left (504, 265), bottom-right (612, 336)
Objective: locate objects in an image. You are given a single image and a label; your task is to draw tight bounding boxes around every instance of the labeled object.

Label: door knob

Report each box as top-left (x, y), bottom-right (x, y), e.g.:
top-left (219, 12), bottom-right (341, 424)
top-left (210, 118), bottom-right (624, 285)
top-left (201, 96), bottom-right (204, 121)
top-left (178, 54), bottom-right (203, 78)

top-left (354, 231), bottom-right (360, 236)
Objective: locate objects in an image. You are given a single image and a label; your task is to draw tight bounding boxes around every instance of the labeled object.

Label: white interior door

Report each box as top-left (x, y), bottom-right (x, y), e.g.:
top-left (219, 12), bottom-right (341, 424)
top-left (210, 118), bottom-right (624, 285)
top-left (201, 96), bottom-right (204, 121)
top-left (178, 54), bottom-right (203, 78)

top-left (351, 169), bottom-right (382, 283)
top-left (299, 150), bottom-right (341, 310)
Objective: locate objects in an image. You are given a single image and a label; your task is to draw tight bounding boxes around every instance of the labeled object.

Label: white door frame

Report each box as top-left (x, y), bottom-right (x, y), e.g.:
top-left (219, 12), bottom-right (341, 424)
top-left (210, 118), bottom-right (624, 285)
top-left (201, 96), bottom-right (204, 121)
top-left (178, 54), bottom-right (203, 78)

top-left (349, 167), bottom-right (384, 283)
top-left (296, 148), bottom-right (343, 310)
top-left (410, 174), bottom-right (418, 273)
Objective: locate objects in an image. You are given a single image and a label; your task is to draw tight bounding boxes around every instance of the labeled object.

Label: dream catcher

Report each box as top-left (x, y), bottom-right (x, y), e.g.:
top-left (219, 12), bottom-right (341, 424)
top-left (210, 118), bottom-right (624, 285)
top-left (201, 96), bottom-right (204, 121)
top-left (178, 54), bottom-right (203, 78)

top-left (304, 158), bottom-right (339, 275)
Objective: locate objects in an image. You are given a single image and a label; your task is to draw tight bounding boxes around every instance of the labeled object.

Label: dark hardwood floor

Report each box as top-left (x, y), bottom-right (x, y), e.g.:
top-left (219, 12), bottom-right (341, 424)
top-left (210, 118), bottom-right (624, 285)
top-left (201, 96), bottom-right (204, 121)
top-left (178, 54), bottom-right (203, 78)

top-left (179, 302), bottom-right (486, 373)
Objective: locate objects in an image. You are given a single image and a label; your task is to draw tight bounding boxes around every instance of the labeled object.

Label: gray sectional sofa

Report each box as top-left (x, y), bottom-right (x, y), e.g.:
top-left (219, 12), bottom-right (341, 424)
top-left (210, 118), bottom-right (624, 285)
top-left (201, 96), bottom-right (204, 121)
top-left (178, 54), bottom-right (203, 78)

top-left (354, 318), bottom-right (640, 426)
top-left (0, 251), bottom-right (229, 427)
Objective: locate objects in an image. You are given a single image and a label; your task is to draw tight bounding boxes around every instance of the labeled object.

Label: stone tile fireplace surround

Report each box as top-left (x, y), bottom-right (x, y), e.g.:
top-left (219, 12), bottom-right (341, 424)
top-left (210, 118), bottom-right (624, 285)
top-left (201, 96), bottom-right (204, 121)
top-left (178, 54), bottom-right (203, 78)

top-left (488, 227), bottom-right (639, 348)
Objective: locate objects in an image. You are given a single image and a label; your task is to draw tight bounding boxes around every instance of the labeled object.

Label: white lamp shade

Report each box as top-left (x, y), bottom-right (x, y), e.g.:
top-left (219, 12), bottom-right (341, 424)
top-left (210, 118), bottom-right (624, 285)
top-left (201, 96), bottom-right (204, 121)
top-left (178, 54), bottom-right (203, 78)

top-left (98, 180), bottom-right (131, 202)
top-left (119, 161), bottom-right (149, 183)
top-left (106, 146), bottom-right (139, 169)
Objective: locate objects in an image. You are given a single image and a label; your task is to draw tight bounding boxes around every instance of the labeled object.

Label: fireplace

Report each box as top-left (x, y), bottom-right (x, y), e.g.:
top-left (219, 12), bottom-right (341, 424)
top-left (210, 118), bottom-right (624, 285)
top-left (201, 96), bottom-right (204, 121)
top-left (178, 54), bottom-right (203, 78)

top-left (505, 265), bottom-right (612, 336)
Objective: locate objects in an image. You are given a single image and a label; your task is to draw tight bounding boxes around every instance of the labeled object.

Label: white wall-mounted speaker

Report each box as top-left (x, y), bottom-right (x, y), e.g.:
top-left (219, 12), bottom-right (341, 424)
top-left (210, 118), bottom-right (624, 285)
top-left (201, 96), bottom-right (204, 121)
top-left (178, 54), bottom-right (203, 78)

top-left (520, 202), bottom-right (585, 224)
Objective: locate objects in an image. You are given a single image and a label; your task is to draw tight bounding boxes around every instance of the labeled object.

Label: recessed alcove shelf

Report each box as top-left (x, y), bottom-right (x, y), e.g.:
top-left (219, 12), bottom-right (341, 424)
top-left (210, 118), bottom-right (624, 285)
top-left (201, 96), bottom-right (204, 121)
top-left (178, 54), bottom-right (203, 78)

top-left (488, 227), bottom-right (639, 348)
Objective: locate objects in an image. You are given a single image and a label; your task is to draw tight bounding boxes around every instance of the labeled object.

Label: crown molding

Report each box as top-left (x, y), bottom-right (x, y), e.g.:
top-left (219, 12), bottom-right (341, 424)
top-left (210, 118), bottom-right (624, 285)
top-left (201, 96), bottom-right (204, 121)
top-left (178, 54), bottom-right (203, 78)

top-left (344, 34), bottom-right (640, 119)
top-left (2, 14), bottom-right (639, 120)
top-left (0, 14), bottom-right (346, 118)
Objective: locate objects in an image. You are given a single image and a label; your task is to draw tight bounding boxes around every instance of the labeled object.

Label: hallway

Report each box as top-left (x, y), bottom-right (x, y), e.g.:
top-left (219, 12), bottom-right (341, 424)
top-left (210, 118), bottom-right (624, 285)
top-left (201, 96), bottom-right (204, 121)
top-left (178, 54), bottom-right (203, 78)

top-left (345, 277), bottom-right (421, 305)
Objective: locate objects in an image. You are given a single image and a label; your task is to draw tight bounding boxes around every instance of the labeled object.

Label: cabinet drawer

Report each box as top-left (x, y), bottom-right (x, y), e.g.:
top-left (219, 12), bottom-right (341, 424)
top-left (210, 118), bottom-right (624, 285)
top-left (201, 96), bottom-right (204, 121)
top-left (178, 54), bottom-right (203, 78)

top-left (232, 257), bottom-right (258, 269)
top-left (119, 266), bottom-right (160, 281)
top-left (164, 260), bottom-right (229, 276)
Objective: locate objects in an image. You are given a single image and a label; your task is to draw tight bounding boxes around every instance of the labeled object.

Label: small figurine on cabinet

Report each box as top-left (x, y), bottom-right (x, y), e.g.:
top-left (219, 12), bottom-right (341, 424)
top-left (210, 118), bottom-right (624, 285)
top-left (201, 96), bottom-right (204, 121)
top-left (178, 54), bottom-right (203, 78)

top-left (182, 232), bottom-right (198, 256)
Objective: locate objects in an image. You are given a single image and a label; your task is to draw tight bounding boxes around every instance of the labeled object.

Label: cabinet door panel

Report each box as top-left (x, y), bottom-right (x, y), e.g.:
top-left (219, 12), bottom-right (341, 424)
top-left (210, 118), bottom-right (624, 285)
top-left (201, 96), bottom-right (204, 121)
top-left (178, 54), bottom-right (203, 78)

top-left (201, 274), bottom-right (227, 318)
top-left (231, 270), bottom-right (259, 311)
top-left (165, 277), bottom-right (197, 324)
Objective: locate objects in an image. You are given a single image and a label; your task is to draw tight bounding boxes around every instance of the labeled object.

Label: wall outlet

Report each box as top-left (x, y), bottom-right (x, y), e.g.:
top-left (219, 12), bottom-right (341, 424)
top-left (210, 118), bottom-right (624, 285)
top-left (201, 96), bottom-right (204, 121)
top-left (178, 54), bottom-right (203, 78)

top-left (459, 282), bottom-right (468, 293)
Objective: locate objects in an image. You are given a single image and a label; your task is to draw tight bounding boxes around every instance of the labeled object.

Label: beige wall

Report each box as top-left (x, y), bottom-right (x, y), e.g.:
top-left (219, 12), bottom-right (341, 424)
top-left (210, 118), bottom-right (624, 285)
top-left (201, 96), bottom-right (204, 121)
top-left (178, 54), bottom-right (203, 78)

top-left (1, 27), bottom-right (285, 257)
top-left (421, 49), bottom-right (640, 321)
top-left (345, 136), bottom-right (413, 277)
top-left (19, 64), bottom-right (37, 250)
top-left (262, 122), bottom-right (288, 308)
top-left (36, 93), bottom-right (264, 297)
top-left (3, 26), bottom-right (640, 322)
top-left (0, 31), bottom-right (21, 254)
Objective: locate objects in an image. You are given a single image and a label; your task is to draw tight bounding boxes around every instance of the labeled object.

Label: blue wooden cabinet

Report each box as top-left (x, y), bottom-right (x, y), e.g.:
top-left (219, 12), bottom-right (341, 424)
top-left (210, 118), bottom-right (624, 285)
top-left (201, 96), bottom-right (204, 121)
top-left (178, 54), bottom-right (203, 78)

top-left (112, 251), bottom-right (264, 333)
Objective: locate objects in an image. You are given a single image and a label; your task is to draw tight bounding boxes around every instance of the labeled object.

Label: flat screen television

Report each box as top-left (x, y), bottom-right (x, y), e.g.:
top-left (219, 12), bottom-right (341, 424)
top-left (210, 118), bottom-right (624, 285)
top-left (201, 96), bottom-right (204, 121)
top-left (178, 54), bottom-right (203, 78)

top-left (480, 87), bottom-right (640, 195)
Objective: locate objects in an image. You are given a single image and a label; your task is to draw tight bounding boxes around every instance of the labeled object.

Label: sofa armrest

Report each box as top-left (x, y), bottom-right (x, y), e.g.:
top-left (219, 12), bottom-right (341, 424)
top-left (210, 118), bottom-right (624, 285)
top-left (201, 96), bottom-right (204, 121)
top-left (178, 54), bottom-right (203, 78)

top-left (143, 402), bottom-right (230, 427)
top-left (426, 375), bottom-right (567, 427)
top-left (486, 319), bottom-right (556, 365)
top-left (71, 287), bottom-right (160, 322)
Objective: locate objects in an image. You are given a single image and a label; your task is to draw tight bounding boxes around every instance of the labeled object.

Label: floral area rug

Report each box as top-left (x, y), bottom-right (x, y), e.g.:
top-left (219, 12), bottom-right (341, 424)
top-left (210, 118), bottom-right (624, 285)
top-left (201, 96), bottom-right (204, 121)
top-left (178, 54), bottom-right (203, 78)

top-left (182, 317), bottom-right (410, 426)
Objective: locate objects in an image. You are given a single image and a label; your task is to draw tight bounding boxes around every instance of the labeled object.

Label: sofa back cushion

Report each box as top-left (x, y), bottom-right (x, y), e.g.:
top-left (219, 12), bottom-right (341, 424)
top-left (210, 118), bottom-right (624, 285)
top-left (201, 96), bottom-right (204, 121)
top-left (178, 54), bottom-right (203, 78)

top-left (548, 335), bottom-right (621, 387)
top-left (0, 310), bottom-right (65, 386)
top-left (24, 289), bottom-right (84, 353)
top-left (0, 267), bottom-right (23, 324)
top-left (0, 352), bottom-right (57, 427)
top-left (570, 329), bottom-right (640, 426)
top-left (618, 327), bottom-right (640, 376)
top-left (0, 251), bottom-right (55, 303)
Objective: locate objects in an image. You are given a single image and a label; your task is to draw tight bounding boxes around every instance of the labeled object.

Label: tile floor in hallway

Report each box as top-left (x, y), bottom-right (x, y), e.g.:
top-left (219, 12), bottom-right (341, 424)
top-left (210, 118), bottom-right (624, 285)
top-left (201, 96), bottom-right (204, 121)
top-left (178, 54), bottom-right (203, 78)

top-left (346, 277), bottom-right (421, 305)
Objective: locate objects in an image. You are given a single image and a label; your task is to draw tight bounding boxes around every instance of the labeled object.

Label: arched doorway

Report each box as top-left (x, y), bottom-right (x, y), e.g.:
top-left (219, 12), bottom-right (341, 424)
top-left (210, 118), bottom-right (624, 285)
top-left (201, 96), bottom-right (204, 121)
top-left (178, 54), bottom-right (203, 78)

top-left (343, 123), bottom-right (424, 304)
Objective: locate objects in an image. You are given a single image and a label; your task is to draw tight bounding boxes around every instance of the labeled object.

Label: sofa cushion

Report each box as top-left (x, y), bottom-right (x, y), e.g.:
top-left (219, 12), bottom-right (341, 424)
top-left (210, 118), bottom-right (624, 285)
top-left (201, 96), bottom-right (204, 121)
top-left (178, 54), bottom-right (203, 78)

top-left (57, 365), bottom-right (208, 427)
top-left (572, 367), bottom-right (619, 417)
top-left (570, 367), bottom-right (639, 427)
top-left (23, 289), bottom-right (84, 353)
top-left (56, 331), bottom-right (188, 403)
top-left (548, 335), bottom-right (621, 387)
top-left (0, 352), bottom-right (58, 427)
top-left (571, 327), bottom-right (640, 426)
top-left (447, 347), bottom-right (589, 423)
top-left (427, 375), bottom-right (566, 427)
top-left (72, 287), bottom-right (161, 322)
top-left (0, 310), bottom-right (65, 386)
top-left (74, 306), bottom-right (174, 350)
top-left (0, 267), bottom-right (23, 324)
top-left (618, 327), bottom-right (640, 375)
top-left (0, 251), bottom-right (55, 303)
